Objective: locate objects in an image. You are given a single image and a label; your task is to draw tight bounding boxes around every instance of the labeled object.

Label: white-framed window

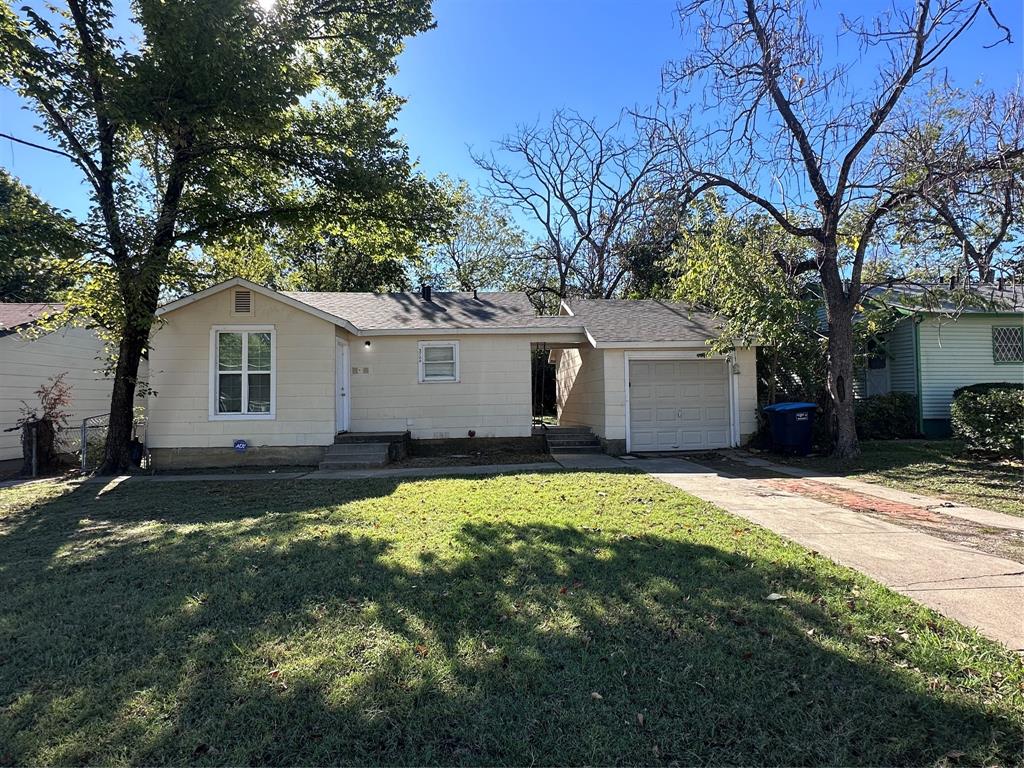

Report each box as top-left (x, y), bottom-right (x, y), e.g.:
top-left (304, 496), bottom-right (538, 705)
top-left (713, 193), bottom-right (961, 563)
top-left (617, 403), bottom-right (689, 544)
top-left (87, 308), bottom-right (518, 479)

top-left (209, 326), bottom-right (276, 419)
top-left (418, 340), bottom-right (459, 383)
top-left (992, 325), bottom-right (1023, 364)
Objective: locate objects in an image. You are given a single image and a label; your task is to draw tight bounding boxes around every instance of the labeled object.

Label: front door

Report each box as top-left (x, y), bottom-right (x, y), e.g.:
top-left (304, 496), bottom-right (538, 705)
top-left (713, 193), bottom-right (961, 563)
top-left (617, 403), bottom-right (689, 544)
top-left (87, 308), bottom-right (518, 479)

top-left (336, 339), bottom-right (349, 432)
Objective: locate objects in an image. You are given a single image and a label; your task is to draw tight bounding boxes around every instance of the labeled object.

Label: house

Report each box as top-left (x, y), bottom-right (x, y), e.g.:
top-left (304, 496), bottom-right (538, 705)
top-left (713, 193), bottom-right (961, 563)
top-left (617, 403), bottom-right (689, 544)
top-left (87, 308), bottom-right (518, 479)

top-left (0, 303), bottom-right (115, 463)
top-left (146, 278), bottom-right (758, 468)
top-left (857, 282), bottom-right (1024, 437)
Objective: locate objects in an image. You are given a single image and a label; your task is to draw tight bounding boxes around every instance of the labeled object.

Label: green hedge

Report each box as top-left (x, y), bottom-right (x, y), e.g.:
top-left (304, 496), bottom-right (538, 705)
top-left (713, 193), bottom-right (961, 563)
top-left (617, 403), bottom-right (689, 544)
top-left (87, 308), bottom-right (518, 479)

top-left (854, 392), bottom-right (918, 440)
top-left (952, 382), bottom-right (1024, 398)
top-left (950, 387), bottom-right (1024, 457)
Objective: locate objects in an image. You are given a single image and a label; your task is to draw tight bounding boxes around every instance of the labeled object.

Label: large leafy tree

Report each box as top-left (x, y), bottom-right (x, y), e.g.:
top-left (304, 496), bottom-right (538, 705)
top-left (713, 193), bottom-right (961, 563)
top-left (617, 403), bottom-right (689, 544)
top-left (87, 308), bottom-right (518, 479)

top-left (0, 170), bottom-right (79, 301)
top-left (417, 178), bottom-right (533, 292)
top-left (0, 0), bottom-right (442, 472)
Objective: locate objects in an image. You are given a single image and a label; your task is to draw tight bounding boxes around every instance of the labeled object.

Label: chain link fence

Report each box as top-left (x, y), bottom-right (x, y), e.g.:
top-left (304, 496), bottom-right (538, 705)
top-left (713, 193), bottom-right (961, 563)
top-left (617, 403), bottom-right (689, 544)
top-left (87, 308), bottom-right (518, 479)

top-left (77, 413), bottom-right (110, 473)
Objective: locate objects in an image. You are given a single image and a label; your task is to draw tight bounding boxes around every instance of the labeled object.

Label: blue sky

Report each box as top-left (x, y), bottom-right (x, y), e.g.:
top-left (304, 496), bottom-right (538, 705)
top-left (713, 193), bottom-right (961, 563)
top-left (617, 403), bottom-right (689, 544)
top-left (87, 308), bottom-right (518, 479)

top-left (1, 0), bottom-right (1021, 218)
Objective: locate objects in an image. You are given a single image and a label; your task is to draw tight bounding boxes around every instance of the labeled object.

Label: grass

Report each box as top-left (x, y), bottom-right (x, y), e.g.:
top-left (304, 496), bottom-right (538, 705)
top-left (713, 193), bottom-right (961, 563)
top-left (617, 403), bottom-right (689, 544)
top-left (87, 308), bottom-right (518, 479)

top-left (772, 439), bottom-right (1024, 517)
top-left (1, 472), bottom-right (1022, 766)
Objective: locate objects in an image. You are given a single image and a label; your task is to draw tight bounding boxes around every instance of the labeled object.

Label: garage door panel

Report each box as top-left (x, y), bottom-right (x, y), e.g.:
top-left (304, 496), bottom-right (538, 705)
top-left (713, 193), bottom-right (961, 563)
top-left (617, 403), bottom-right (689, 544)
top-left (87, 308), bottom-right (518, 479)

top-left (656, 407), bottom-right (678, 422)
top-left (629, 359), bottom-right (731, 452)
top-left (704, 406), bottom-right (728, 421)
top-left (632, 408), bottom-right (653, 424)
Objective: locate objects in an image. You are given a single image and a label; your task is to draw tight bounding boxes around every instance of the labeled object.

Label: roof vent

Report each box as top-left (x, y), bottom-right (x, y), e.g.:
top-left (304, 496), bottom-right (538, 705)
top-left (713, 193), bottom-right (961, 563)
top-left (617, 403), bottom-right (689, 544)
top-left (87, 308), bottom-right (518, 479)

top-left (421, 284), bottom-right (432, 302)
top-left (233, 289), bottom-right (252, 314)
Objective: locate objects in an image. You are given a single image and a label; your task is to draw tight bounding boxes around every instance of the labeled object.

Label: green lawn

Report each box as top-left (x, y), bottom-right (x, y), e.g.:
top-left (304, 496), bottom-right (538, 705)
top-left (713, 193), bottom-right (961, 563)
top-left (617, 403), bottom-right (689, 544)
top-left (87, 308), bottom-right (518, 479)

top-left (1, 472), bottom-right (1022, 766)
top-left (769, 440), bottom-right (1024, 517)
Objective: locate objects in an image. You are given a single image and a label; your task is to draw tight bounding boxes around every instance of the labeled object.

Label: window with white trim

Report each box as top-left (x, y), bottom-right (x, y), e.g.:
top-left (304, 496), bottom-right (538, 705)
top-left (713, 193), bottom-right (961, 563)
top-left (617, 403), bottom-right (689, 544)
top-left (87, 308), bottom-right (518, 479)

top-left (418, 341), bottom-right (459, 383)
top-left (992, 326), bottom-right (1023, 363)
top-left (211, 328), bottom-right (275, 417)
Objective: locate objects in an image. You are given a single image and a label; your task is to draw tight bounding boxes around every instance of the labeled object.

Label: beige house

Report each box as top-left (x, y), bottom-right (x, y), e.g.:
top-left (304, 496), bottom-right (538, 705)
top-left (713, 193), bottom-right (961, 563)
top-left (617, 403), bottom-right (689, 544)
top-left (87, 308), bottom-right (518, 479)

top-left (147, 278), bottom-right (758, 467)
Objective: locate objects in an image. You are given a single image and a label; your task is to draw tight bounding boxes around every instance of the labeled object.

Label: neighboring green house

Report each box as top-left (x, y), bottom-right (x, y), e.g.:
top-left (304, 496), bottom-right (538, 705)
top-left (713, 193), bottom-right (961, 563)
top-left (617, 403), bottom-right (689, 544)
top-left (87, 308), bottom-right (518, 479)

top-left (857, 282), bottom-right (1024, 437)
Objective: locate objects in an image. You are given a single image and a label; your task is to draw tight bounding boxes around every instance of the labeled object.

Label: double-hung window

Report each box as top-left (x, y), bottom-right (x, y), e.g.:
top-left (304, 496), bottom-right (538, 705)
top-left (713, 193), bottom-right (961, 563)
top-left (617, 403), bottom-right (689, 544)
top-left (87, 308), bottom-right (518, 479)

top-left (418, 341), bottom-right (459, 383)
top-left (211, 327), bottom-right (275, 418)
top-left (992, 326), bottom-right (1023, 364)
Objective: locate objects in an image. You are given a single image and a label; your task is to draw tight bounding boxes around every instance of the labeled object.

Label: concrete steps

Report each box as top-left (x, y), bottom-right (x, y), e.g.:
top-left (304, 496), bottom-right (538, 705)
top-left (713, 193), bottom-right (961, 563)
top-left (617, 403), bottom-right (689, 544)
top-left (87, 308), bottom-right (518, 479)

top-left (320, 442), bottom-right (390, 470)
top-left (543, 427), bottom-right (603, 455)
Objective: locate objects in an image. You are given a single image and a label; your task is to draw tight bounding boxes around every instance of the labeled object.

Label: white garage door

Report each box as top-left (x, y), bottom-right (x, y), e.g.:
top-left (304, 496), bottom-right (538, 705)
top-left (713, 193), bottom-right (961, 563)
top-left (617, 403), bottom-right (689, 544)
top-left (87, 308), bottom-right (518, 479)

top-left (628, 359), bottom-right (731, 452)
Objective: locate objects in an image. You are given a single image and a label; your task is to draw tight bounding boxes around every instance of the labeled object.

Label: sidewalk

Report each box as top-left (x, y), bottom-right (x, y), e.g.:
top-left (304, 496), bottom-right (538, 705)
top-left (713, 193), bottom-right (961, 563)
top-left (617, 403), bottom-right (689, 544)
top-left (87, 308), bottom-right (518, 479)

top-left (634, 455), bottom-right (1024, 651)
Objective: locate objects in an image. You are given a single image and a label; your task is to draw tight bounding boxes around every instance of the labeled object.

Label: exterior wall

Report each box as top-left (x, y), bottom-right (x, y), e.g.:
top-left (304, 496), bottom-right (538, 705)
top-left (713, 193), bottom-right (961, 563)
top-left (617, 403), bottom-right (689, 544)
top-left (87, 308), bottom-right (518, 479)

top-left (147, 290), bottom-right (337, 451)
top-left (918, 314), bottom-right (1024, 420)
top-left (554, 347), bottom-right (607, 436)
top-left (346, 332), bottom-right (534, 439)
top-left (734, 346), bottom-right (758, 440)
top-left (0, 327), bottom-right (125, 461)
top-left (887, 318), bottom-right (918, 394)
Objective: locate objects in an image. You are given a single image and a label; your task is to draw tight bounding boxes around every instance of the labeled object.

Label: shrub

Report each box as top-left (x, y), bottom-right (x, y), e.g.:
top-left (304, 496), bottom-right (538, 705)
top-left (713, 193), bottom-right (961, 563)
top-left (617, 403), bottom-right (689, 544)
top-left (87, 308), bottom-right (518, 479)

top-left (854, 392), bottom-right (918, 440)
top-left (952, 382), bottom-right (1024, 399)
top-left (951, 387), bottom-right (1024, 457)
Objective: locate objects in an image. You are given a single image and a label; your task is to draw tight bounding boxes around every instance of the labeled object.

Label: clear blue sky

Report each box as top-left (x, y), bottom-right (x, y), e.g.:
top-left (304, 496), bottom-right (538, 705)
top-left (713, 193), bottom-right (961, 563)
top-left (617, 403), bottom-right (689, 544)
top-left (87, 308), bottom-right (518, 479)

top-left (1, 0), bottom-right (1022, 218)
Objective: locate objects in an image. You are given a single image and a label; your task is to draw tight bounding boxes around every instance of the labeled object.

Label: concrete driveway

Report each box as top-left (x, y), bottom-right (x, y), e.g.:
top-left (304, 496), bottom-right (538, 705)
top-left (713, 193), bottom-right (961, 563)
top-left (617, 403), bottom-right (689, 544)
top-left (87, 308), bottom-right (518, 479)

top-left (629, 454), bottom-right (1024, 651)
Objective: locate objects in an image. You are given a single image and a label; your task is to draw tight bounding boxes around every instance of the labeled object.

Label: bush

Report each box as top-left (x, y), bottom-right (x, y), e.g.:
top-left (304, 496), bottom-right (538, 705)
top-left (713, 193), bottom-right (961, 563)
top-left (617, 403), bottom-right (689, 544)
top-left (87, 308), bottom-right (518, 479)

top-left (952, 382), bottom-right (1024, 399)
top-left (951, 388), bottom-right (1024, 457)
top-left (854, 392), bottom-right (918, 440)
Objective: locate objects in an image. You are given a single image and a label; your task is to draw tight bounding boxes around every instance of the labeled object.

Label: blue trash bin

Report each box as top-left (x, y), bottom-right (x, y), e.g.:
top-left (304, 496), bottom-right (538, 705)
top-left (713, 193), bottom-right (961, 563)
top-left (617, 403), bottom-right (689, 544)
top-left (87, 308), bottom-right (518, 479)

top-left (762, 402), bottom-right (818, 456)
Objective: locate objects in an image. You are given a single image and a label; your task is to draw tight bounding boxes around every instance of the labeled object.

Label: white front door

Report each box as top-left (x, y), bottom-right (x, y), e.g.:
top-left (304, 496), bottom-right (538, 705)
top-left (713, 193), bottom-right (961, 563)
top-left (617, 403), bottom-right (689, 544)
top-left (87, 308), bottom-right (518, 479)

top-left (628, 359), bottom-right (731, 452)
top-left (336, 339), bottom-right (349, 433)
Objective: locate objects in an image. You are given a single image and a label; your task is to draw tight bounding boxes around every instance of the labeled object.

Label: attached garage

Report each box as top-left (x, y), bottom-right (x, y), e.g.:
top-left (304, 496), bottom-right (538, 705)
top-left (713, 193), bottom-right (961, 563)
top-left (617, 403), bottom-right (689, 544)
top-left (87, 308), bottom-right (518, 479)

top-left (627, 357), bottom-right (733, 452)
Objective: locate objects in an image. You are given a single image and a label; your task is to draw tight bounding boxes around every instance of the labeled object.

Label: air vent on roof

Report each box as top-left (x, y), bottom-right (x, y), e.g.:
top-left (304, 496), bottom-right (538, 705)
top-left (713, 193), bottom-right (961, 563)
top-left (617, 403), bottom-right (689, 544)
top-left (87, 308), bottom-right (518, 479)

top-left (233, 289), bottom-right (252, 314)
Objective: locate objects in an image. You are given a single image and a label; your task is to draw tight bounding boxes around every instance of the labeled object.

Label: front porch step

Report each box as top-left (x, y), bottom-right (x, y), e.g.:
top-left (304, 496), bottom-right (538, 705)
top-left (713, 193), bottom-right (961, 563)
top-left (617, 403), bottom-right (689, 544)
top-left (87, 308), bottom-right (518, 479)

top-left (320, 442), bottom-right (390, 470)
top-left (542, 426), bottom-right (603, 454)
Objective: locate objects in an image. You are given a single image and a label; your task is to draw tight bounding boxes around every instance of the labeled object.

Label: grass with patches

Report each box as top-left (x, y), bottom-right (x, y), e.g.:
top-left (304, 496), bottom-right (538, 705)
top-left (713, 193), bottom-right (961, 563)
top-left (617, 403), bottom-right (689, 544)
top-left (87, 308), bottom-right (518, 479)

top-left (1, 472), bottom-right (1022, 765)
top-left (773, 439), bottom-right (1024, 517)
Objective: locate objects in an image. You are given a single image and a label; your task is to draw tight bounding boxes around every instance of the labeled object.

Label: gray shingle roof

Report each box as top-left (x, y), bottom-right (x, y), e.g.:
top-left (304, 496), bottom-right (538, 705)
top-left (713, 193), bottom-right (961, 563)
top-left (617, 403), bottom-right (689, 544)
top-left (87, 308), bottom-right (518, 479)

top-left (863, 282), bottom-right (1024, 314)
top-left (281, 291), bottom-right (579, 331)
top-left (565, 299), bottom-right (723, 343)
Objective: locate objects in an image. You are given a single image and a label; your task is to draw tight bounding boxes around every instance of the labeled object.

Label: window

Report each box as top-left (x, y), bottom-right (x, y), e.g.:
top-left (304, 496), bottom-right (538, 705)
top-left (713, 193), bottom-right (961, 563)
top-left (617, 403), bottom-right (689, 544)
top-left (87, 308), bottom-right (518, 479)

top-left (418, 341), bottom-right (459, 383)
top-left (210, 327), bottom-right (275, 418)
top-left (992, 326), bottom-right (1023, 363)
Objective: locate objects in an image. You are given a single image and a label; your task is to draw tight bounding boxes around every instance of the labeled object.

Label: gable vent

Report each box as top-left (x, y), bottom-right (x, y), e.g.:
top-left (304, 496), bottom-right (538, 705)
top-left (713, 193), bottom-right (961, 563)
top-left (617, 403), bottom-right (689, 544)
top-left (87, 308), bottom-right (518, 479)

top-left (233, 289), bottom-right (252, 314)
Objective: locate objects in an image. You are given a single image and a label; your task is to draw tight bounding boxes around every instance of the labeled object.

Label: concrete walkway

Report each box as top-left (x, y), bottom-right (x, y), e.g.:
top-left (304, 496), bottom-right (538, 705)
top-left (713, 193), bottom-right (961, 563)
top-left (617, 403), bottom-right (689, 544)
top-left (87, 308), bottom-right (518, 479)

top-left (635, 455), bottom-right (1024, 651)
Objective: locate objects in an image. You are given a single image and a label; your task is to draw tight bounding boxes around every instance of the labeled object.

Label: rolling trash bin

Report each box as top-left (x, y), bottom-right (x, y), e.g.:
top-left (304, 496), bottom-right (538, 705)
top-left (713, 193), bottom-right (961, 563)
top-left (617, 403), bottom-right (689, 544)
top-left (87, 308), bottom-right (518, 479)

top-left (762, 402), bottom-right (817, 456)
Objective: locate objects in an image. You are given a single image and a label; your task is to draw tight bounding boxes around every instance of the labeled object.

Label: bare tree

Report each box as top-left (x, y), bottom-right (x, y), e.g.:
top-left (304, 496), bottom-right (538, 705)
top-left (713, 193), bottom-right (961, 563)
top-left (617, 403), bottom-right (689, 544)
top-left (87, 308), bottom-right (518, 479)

top-left (659, 0), bottom-right (1012, 458)
top-left (886, 86), bottom-right (1024, 283)
top-left (472, 110), bottom-right (672, 300)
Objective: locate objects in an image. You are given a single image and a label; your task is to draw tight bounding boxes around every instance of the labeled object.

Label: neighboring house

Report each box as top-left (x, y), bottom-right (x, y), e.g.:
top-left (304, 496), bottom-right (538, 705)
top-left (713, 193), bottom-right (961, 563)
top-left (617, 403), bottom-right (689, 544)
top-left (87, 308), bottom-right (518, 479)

top-left (857, 282), bottom-right (1024, 437)
top-left (146, 278), bottom-right (758, 467)
top-left (0, 303), bottom-right (115, 462)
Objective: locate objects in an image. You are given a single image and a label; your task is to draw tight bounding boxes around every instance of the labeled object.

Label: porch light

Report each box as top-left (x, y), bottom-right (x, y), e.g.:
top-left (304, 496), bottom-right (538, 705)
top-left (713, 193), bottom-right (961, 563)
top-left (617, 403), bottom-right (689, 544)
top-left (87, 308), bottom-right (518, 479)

top-left (364, 340), bottom-right (372, 349)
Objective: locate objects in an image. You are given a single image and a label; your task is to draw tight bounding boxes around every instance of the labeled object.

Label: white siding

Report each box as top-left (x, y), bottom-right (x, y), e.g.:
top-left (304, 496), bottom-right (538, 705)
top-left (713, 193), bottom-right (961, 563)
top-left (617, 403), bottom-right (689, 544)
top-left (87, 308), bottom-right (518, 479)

top-left (147, 290), bottom-right (337, 449)
top-left (0, 327), bottom-right (120, 461)
top-left (555, 347), bottom-right (607, 436)
top-left (918, 314), bottom-right (1024, 420)
top-left (735, 346), bottom-right (758, 439)
top-left (888, 318), bottom-right (917, 394)
top-left (346, 332), bottom-right (533, 438)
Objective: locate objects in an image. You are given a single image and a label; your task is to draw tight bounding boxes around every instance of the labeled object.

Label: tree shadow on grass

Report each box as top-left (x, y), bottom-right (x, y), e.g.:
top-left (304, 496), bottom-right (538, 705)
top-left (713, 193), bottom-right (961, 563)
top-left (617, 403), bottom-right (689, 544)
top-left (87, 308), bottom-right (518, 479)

top-left (0, 479), bottom-right (1021, 765)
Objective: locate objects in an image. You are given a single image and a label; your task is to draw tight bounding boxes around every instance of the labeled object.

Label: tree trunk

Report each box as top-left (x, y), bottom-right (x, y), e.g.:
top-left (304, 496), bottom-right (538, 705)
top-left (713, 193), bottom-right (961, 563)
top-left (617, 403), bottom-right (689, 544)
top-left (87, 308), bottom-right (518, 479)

top-left (821, 281), bottom-right (859, 459)
top-left (98, 318), bottom-right (149, 474)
